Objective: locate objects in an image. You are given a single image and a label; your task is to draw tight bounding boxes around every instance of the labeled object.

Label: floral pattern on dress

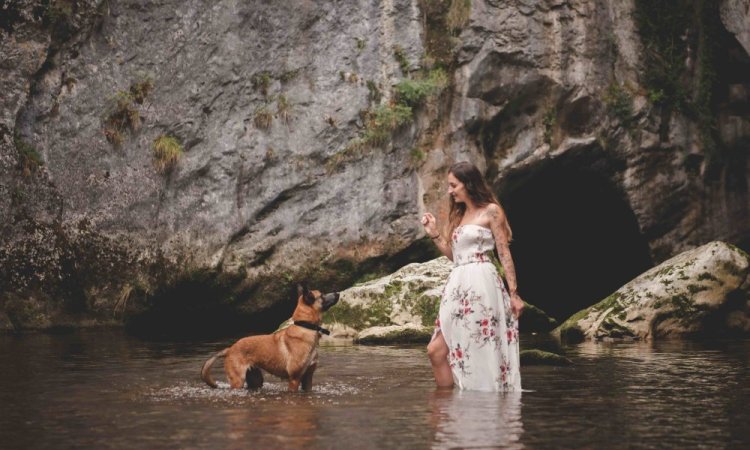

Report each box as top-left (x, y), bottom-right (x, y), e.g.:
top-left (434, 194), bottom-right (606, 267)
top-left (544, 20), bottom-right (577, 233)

top-left (448, 342), bottom-right (470, 376)
top-left (469, 304), bottom-right (500, 348)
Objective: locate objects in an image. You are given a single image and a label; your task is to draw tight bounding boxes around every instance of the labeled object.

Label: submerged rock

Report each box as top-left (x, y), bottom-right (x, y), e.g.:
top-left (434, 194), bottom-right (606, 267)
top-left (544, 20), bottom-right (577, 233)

top-left (519, 349), bottom-right (572, 366)
top-left (555, 241), bottom-right (750, 342)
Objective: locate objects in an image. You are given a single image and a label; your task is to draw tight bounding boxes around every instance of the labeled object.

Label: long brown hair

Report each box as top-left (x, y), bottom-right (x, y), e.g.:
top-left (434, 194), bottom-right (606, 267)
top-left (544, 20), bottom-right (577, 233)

top-left (447, 161), bottom-right (513, 240)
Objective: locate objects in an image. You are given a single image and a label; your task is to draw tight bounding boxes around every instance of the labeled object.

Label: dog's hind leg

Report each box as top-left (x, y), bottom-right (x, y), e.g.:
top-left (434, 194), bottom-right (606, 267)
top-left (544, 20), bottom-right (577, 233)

top-left (246, 367), bottom-right (264, 390)
top-left (224, 354), bottom-right (247, 389)
top-left (301, 363), bottom-right (317, 391)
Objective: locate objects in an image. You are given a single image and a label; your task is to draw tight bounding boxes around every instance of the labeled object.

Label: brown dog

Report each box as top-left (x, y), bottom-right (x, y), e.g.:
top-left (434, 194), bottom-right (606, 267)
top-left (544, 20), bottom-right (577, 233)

top-left (200, 285), bottom-right (339, 391)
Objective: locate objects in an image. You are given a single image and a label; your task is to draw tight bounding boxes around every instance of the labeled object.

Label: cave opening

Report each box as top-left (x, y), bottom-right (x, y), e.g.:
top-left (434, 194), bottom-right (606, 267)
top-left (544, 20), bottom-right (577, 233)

top-left (500, 166), bottom-right (653, 322)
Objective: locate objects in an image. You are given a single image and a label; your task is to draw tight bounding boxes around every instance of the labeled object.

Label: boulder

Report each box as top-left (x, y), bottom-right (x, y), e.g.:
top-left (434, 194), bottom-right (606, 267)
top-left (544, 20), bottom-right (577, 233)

top-left (323, 256), bottom-right (556, 343)
top-left (555, 241), bottom-right (750, 342)
top-left (354, 324), bottom-right (433, 345)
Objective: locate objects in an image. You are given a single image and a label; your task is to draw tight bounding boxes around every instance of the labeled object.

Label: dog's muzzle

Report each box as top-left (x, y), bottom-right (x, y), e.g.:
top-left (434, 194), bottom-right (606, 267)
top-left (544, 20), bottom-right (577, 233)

top-left (322, 292), bottom-right (340, 311)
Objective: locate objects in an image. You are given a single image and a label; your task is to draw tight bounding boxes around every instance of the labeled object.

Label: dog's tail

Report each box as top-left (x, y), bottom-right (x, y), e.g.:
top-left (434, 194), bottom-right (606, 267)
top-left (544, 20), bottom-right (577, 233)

top-left (201, 348), bottom-right (228, 388)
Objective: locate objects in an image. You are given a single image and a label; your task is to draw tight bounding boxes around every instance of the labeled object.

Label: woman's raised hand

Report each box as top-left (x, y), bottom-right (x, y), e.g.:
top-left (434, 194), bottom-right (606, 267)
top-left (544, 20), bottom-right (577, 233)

top-left (421, 212), bottom-right (438, 237)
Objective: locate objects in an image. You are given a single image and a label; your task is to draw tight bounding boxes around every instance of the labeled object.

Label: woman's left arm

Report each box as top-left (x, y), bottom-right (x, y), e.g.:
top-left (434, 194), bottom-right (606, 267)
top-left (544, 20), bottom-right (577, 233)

top-left (486, 204), bottom-right (524, 318)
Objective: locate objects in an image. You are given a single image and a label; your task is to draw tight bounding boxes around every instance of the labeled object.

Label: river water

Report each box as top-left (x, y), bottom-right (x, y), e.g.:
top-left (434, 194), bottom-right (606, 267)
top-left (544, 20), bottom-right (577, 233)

top-left (0, 331), bottom-right (747, 449)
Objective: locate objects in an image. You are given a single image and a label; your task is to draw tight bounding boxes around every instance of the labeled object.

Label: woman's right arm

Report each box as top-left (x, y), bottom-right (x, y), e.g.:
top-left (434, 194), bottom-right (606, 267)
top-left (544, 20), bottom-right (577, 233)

top-left (421, 213), bottom-right (453, 261)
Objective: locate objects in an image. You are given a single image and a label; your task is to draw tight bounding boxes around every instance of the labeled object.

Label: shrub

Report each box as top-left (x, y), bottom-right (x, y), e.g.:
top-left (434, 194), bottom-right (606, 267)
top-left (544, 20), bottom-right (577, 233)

top-left (603, 82), bottom-right (634, 127)
top-left (362, 103), bottom-right (413, 146)
top-left (152, 135), bottom-right (183, 172)
top-left (393, 68), bottom-right (448, 107)
top-left (130, 77), bottom-right (154, 104)
top-left (446, 0), bottom-right (471, 33)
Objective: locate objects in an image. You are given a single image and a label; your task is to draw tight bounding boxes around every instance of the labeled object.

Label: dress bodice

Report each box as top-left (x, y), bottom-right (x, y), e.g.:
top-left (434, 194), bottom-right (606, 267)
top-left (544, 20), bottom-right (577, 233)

top-left (451, 224), bottom-right (496, 266)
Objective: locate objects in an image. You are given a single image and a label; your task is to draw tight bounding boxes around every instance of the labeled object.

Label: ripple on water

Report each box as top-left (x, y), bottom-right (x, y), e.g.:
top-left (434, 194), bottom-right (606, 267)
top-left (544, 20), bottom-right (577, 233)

top-left (145, 378), bottom-right (379, 406)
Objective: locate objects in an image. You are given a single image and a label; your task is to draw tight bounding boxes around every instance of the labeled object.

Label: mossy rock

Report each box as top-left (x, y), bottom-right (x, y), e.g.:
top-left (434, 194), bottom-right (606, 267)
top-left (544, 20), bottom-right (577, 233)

top-left (555, 241), bottom-right (750, 342)
top-left (520, 349), bottom-right (572, 366)
top-left (354, 325), bottom-right (433, 345)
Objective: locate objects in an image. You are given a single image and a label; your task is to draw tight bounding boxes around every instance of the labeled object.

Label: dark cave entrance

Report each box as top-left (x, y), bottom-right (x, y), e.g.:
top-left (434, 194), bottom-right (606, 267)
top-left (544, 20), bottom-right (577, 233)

top-left (499, 166), bottom-right (653, 322)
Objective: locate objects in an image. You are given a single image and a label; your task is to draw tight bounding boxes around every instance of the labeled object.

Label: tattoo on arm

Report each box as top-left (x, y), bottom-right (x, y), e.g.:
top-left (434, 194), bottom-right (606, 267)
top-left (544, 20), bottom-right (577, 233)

top-left (488, 205), bottom-right (518, 294)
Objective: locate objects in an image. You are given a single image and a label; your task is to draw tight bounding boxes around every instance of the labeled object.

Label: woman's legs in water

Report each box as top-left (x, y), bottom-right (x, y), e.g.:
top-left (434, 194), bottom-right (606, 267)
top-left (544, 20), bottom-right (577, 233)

top-left (427, 331), bottom-right (454, 387)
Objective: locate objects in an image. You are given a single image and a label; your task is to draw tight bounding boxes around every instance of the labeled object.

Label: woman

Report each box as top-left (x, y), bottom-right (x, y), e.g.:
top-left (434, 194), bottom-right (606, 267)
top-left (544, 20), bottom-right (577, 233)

top-left (421, 161), bottom-right (524, 391)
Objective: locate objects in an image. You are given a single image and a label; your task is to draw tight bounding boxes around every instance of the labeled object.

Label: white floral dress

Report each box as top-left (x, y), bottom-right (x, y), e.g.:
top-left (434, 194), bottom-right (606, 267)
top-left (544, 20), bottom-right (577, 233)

top-left (434, 224), bottom-right (521, 391)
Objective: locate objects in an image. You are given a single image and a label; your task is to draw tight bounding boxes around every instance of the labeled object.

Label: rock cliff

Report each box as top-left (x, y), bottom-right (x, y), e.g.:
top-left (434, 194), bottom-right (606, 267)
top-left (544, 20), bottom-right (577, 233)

top-left (1, 0), bottom-right (748, 334)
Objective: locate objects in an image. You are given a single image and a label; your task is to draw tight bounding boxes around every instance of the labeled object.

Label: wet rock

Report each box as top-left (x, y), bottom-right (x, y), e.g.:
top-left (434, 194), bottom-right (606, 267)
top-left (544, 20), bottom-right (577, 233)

top-left (519, 349), bottom-right (571, 366)
top-left (354, 324), bottom-right (432, 345)
top-left (325, 256), bottom-right (556, 342)
top-left (555, 241), bottom-right (750, 342)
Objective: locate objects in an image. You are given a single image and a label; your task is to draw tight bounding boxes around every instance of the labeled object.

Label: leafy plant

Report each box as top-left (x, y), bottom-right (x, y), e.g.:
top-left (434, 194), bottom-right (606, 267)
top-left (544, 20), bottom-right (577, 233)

top-left (603, 82), bottom-right (634, 127)
top-left (393, 68), bottom-right (448, 107)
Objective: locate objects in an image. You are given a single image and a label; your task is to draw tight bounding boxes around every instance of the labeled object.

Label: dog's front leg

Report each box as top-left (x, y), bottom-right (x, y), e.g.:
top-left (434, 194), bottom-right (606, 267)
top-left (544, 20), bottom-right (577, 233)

top-left (287, 378), bottom-right (302, 392)
top-left (301, 363), bottom-right (317, 391)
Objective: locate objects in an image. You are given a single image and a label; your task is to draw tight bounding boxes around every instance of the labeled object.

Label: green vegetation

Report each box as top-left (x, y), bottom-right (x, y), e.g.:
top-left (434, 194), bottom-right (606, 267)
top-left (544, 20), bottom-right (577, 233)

top-left (633, 0), bottom-right (722, 169)
top-left (603, 82), bottom-right (634, 127)
top-left (323, 299), bottom-right (393, 330)
top-left (356, 37), bottom-right (366, 52)
top-left (543, 107), bottom-right (556, 144)
top-left (394, 68), bottom-right (448, 107)
top-left (103, 78), bottom-right (153, 146)
top-left (251, 71), bottom-right (272, 96)
top-left (393, 45), bottom-right (410, 74)
top-left (410, 147), bottom-right (427, 166)
top-left (276, 94), bottom-right (292, 123)
top-left (366, 80), bottom-right (382, 103)
top-left (446, 0), bottom-right (471, 33)
top-left (520, 349), bottom-right (572, 366)
top-left (152, 135), bottom-right (183, 172)
top-left (14, 132), bottom-right (43, 174)
top-left (412, 295), bottom-right (439, 326)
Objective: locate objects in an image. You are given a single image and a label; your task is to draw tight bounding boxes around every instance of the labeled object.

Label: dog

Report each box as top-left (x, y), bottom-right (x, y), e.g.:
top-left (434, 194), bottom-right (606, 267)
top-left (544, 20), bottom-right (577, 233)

top-left (201, 284), bottom-right (339, 391)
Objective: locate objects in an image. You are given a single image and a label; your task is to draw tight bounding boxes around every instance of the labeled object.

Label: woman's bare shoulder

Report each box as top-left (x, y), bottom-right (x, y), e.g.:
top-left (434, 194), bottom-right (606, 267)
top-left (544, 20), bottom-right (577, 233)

top-left (482, 203), bottom-right (506, 221)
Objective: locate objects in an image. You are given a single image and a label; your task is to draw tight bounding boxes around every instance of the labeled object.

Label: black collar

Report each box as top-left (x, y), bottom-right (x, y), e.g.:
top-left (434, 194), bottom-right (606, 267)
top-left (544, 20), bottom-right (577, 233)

top-left (293, 321), bottom-right (330, 335)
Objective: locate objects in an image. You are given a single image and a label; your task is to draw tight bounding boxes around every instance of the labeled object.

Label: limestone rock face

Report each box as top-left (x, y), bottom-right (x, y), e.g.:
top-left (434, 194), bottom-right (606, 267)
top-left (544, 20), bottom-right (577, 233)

top-left (555, 241), bottom-right (750, 341)
top-left (720, 0), bottom-right (750, 56)
top-left (2, 0), bottom-right (749, 333)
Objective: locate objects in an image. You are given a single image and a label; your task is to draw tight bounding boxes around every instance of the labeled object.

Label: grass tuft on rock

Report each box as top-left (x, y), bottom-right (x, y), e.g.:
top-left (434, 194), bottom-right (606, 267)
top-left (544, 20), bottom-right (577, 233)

top-left (152, 135), bottom-right (183, 172)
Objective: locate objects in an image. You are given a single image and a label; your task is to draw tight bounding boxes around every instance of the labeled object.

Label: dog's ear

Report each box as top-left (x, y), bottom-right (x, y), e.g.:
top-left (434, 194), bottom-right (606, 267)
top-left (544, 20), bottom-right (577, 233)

top-left (298, 283), bottom-right (315, 304)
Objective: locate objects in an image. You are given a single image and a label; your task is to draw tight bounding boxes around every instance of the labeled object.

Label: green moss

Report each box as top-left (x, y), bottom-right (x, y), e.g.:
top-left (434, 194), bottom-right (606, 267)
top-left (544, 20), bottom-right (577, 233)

top-left (520, 349), bottom-right (572, 366)
top-left (13, 132), bottom-right (43, 174)
top-left (726, 243), bottom-right (750, 260)
top-left (323, 299), bottom-right (393, 330)
top-left (543, 106), bottom-right (556, 145)
top-left (412, 295), bottom-right (440, 326)
top-left (355, 37), bottom-right (366, 52)
top-left (686, 284), bottom-right (708, 294)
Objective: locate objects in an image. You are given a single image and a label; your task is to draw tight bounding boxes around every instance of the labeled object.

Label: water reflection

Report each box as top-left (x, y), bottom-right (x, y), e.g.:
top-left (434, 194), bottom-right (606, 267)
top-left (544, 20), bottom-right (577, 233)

top-left (429, 389), bottom-right (524, 450)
